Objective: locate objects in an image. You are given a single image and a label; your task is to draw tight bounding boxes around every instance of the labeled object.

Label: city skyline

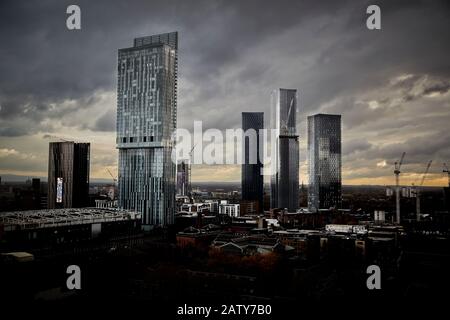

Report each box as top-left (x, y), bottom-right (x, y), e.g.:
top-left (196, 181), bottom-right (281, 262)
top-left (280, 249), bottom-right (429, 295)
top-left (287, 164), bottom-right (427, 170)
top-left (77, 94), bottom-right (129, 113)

top-left (0, 0), bottom-right (449, 186)
top-left (0, 1), bottom-right (449, 308)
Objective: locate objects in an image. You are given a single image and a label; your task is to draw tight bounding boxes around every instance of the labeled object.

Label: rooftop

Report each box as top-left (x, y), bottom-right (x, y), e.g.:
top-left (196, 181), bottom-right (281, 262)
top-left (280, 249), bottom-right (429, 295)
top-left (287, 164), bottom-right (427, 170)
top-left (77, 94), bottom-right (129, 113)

top-left (0, 208), bottom-right (141, 231)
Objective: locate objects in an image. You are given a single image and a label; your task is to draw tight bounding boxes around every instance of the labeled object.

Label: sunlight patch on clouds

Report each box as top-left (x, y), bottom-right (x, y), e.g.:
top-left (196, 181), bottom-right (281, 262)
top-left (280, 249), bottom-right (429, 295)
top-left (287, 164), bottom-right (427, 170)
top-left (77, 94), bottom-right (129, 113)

top-left (368, 100), bottom-right (379, 110)
top-left (390, 74), bottom-right (414, 85)
top-left (0, 148), bottom-right (36, 160)
top-left (0, 148), bottom-right (19, 157)
top-left (376, 160), bottom-right (387, 168)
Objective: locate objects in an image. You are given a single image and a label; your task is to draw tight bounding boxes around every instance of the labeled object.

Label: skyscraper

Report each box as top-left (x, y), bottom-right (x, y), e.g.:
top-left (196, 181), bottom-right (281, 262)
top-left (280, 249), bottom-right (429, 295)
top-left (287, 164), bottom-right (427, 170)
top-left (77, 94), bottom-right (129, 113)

top-left (117, 32), bottom-right (178, 229)
top-left (48, 142), bottom-right (90, 209)
top-left (242, 112), bottom-right (264, 213)
top-left (32, 178), bottom-right (41, 209)
top-left (307, 113), bottom-right (342, 211)
top-left (177, 161), bottom-right (189, 196)
top-left (270, 89), bottom-right (299, 212)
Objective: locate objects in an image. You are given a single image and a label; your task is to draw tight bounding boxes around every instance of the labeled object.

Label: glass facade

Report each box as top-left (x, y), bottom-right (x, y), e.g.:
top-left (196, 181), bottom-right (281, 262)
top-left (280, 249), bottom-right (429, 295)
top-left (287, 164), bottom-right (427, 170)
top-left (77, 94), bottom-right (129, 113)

top-left (117, 32), bottom-right (177, 228)
top-left (242, 112), bottom-right (264, 213)
top-left (176, 161), bottom-right (189, 196)
top-left (307, 114), bottom-right (342, 211)
top-left (270, 89), bottom-right (299, 212)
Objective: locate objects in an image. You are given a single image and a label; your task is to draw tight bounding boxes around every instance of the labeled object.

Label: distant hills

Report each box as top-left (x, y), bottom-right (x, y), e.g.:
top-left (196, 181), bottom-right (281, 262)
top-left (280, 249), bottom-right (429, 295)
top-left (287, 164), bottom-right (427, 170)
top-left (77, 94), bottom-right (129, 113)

top-left (0, 174), bottom-right (445, 190)
top-left (0, 174), bottom-right (111, 184)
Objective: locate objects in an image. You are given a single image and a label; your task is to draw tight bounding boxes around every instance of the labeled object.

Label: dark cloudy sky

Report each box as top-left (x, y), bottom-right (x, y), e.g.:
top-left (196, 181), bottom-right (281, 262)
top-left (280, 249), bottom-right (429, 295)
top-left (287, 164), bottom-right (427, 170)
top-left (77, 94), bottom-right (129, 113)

top-left (0, 0), bottom-right (449, 185)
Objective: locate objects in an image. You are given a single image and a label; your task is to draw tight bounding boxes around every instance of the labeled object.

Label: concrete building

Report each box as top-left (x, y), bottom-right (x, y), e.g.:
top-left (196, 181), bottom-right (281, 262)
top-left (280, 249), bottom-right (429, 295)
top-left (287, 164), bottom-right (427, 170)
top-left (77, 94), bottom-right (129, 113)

top-left (325, 224), bottom-right (367, 234)
top-left (176, 224), bottom-right (221, 249)
top-left (307, 114), bottom-right (342, 211)
top-left (270, 89), bottom-right (299, 212)
top-left (239, 200), bottom-right (259, 215)
top-left (117, 32), bottom-right (178, 229)
top-left (47, 142), bottom-right (90, 209)
top-left (204, 200), bottom-right (219, 213)
top-left (180, 202), bottom-right (215, 214)
top-left (374, 210), bottom-right (386, 223)
top-left (0, 208), bottom-right (141, 250)
top-left (95, 199), bottom-right (118, 208)
top-left (219, 203), bottom-right (240, 217)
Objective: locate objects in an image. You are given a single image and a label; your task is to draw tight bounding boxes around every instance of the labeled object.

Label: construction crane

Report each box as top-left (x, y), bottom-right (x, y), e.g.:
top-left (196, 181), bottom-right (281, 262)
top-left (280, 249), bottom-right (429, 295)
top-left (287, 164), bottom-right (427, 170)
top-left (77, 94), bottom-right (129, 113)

top-left (444, 163), bottom-right (450, 187)
top-left (415, 160), bottom-right (432, 221)
top-left (106, 168), bottom-right (118, 200)
top-left (106, 168), bottom-right (117, 185)
top-left (280, 97), bottom-right (295, 135)
top-left (188, 143), bottom-right (198, 198)
top-left (394, 152), bottom-right (406, 224)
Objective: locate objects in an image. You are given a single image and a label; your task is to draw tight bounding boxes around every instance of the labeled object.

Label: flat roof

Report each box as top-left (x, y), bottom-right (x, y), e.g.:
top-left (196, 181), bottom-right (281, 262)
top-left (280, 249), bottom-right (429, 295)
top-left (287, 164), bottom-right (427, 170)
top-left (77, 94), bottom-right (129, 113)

top-left (118, 42), bottom-right (168, 53)
top-left (0, 208), bottom-right (141, 231)
top-left (2, 252), bottom-right (34, 258)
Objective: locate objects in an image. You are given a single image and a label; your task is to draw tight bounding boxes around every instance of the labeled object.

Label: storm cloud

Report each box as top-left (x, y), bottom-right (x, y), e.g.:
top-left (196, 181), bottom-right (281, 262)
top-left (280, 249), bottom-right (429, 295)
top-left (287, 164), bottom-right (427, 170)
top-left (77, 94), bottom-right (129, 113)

top-left (0, 0), bottom-right (449, 184)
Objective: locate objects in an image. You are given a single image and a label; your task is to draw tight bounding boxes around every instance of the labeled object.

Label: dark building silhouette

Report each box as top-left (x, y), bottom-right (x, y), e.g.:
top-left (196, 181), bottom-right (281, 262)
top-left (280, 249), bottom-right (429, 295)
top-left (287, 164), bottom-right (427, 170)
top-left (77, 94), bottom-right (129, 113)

top-left (308, 114), bottom-right (342, 211)
top-left (47, 142), bottom-right (90, 209)
top-left (31, 178), bottom-right (41, 209)
top-left (242, 112), bottom-right (264, 213)
top-left (0, 208), bottom-right (141, 251)
top-left (444, 187), bottom-right (450, 213)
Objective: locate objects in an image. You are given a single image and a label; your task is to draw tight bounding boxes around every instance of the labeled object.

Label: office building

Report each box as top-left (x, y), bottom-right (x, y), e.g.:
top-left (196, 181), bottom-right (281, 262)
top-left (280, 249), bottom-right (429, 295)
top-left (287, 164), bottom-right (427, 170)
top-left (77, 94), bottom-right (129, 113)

top-left (270, 89), bottom-right (299, 212)
top-left (239, 200), bottom-right (259, 215)
top-left (177, 161), bottom-right (190, 196)
top-left (307, 114), bottom-right (342, 211)
top-left (47, 142), bottom-right (90, 209)
top-left (31, 178), bottom-right (41, 209)
top-left (219, 202), bottom-right (240, 217)
top-left (241, 112), bottom-right (264, 213)
top-left (117, 32), bottom-right (178, 229)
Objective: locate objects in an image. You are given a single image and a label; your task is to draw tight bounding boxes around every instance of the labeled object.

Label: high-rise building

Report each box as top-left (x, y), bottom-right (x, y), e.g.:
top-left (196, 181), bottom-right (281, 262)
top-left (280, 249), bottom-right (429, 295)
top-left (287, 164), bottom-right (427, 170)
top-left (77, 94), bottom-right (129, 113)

top-left (307, 113), bottom-right (342, 211)
top-left (32, 178), bottom-right (41, 209)
top-left (177, 161), bottom-right (189, 196)
top-left (117, 32), bottom-right (178, 229)
top-left (48, 142), bottom-right (90, 209)
top-left (270, 89), bottom-right (299, 212)
top-left (242, 112), bottom-right (264, 213)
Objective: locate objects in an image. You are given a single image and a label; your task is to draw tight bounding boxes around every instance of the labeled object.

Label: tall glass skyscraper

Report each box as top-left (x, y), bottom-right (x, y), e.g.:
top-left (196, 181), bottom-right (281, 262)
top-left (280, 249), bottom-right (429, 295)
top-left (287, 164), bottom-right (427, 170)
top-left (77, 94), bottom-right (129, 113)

top-left (242, 112), bottom-right (264, 213)
top-left (116, 32), bottom-right (178, 229)
top-left (307, 114), bottom-right (342, 211)
top-left (270, 89), bottom-right (299, 212)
